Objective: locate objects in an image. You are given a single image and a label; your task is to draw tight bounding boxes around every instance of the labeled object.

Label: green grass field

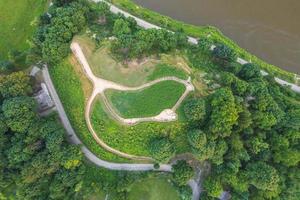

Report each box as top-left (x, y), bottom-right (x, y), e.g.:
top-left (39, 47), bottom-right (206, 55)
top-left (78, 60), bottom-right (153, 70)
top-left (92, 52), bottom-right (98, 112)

top-left (128, 177), bottom-right (180, 200)
top-left (105, 81), bottom-right (186, 118)
top-left (0, 0), bottom-right (48, 59)
top-left (74, 35), bottom-right (189, 86)
top-left (91, 99), bottom-right (190, 158)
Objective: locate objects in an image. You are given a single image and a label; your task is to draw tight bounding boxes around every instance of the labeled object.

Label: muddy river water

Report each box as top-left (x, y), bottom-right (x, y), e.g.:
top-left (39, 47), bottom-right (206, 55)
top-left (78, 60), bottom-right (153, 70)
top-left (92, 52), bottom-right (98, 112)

top-left (133, 0), bottom-right (300, 74)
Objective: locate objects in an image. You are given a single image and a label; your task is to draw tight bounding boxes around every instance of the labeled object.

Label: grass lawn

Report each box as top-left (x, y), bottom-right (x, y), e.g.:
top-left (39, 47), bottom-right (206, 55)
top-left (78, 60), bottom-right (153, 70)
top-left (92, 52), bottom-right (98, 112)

top-left (105, 81), bottom-right (186, 118)
top-left (49, 56), bottom-right (133, 163)
top-left (128, 177), bottom-right (180, 200)
top-left (73, 35), bottom-right (189, 86)
top-left (0, 0), bottom-right (48, 59)
top-left (91, 99), bottom-right (190, 158)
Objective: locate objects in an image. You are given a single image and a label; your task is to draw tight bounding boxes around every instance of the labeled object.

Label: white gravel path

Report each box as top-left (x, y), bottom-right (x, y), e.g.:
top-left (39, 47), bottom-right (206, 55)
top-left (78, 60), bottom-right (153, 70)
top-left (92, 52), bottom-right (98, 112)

top-left (43, 66), bottom-right (171, 170)
top-left (43, 64), bottom-right (200, 200)
top-left (71, 42), bottom-right (194, 125)
top-left (71, 41), bottom-right (194, 160)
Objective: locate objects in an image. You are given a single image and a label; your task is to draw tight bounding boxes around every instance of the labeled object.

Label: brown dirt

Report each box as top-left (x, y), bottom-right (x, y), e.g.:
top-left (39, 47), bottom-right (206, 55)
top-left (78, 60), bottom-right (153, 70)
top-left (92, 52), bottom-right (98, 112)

top-left (69, 55), bottom-right (93, 102)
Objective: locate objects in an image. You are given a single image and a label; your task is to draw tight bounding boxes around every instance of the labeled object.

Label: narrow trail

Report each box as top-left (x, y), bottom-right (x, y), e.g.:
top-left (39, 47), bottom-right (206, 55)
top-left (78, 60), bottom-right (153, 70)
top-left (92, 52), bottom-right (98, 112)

top-left (43, 66), bottom-right (171, 170)
top-left (71, 42), bottom-right (194, 161)
top-left (43, 57), bottom-right (200, 200)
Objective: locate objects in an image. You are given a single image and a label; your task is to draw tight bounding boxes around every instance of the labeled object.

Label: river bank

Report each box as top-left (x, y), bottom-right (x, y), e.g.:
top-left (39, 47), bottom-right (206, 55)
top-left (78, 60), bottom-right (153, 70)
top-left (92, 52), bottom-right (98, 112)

top-left (109, 0), bottom-right (299, 84)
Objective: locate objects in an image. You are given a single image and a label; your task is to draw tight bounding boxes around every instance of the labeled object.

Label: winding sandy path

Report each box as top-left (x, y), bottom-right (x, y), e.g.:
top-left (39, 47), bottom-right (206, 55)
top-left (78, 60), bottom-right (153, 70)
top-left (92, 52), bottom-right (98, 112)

top-left (71, 42), bottom-right (194, 161)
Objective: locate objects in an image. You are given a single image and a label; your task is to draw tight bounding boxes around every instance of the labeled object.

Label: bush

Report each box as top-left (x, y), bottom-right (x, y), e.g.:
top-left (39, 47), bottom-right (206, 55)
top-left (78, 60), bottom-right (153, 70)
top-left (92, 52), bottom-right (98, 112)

top-left (183, 98), bottom-right (206, 123)
top-left (0, 60), bottom-right (14, 73)
top-left (238, 63), bottom-right (262, 80)
top-left (212, 43), bottom-right (237, 63)
top-left (172, 160), bottom-right (194, 186)
top-left (153, 163), bottom-right (160, 169)
top-left (187, 129), bottom-right (207, 149)
top-left (148, 137), bottom-right (174, 162)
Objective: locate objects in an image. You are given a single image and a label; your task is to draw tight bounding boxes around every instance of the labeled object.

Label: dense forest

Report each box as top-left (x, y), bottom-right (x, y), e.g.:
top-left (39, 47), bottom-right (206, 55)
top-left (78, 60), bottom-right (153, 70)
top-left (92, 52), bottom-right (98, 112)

top-left (0, 0), bottom-right (299, 199)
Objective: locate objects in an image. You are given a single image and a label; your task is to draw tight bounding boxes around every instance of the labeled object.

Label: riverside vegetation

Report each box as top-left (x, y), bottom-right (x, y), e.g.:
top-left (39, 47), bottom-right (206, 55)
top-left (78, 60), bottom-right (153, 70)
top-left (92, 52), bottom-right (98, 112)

top-left (0, 0), bottom-right (299, 200)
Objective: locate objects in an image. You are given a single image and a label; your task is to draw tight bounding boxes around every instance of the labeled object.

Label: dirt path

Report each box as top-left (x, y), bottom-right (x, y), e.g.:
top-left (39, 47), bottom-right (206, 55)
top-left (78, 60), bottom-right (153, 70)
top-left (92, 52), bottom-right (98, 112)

top-left (71, 42), bottom-right (194, 161)
top-left (71, 42), bottom-right (194, 125)
top-left (43, 65), bottom-right (201, 199)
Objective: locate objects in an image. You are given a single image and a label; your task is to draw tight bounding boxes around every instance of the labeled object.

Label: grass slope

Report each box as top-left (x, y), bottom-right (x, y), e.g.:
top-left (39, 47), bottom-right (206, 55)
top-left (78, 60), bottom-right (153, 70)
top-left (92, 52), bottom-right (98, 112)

top-left (91, 99), bottom-right (190, 158)
top-left (49, 56), bottom-right (132, 163)
top-left (74, 35), bottom-right (189, 86)
top-left (0, 0), bottom-right (47, 59)
top-left (105, 81), bottom-right (186, 118)
top-left (128, 177), bottom-right (180, 200)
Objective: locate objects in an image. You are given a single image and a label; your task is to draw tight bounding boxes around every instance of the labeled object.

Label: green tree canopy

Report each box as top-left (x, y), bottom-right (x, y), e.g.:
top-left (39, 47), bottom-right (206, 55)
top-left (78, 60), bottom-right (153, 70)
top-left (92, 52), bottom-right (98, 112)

top-left (184, 98), bottom-right (206, 123)
top-left (172, 160), bottom-right (194, 186)
top-left (149, 137), bottom-right (174, 162)
top-left (208, 88), bottom-right (238, 138)
top-left (245, 162), bottom-right (280, 191)
top-left (0, 71), bottom-right (32, 98)
top-left (187, 129), bottom-right (207, 149)
top-left (212, 43), bottom-right (237, 63)
top-left (2, 96), bottom-right (37, 133)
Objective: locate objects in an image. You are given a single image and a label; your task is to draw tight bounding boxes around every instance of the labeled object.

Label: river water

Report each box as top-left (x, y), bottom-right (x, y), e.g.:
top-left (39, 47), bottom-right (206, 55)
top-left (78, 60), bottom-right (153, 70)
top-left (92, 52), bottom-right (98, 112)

top-left (133, 0), bottom-right (300, 74)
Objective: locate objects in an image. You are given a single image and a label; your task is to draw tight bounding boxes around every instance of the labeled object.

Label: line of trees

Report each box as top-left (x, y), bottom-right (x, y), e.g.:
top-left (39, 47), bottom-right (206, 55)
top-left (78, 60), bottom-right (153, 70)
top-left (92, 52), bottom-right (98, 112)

top-left (184, 42), bottom-right (300, 200)
top-left (0, 71), bottom-right (85, 199)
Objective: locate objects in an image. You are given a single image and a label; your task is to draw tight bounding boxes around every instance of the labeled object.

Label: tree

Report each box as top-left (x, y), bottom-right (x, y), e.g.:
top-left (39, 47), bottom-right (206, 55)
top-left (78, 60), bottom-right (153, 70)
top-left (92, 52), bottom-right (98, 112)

top-left (238, 63), bottom-right (261, 80)
top-left (236, 106), bottom-right (252, 131)
top-left (148, 137), bottom-right (174, 162)
top-left (248, 137), bottom-right (269, 154)
top-left (203, 176), bottom-right (223, 198)
top-left (283, 108), bottom-right (300, 130)
top-left (172, 160), bottom-right (194, 186)
top-left (0, 114), bottom-right (8, 135)
top-left (251, 92), bottom-right (284, 130)
top-left (208, 88), bottom-right (238, 138)
top-left (193, 141), bottom-right (215, 161)
top-left (0, 71), bottom-right (32, 98)
top-left (187, 129), bottom-right (207, 149)
top-left (113, 18), bottom-right (131, 37)
top-left (212, 43), bottom-right (237, 63)
top-left (224, 62), bottom-right (242, 75)
top-left (53, 0), bottom-right (76, 6)
top-left (2, 96), bottom-right (37, 133)
top-left (37, 2), bottom-right (88, 63)
top-left (245, 162), bottom-right (280, 191)
top-left (174, 31), bottom-right (188, 48)
top-left (211, 140), bottom-right (228, 165)
top-left (184, 98), bottom-right (206, 123)
top-left (0, 60), bottom-right (14, 73)
top-left (198, 37), bottom-right (213, 53)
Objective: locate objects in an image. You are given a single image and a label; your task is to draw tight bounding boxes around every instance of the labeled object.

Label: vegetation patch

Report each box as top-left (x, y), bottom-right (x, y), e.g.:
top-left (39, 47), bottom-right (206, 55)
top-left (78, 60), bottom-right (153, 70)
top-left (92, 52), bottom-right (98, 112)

top-left (128, 177), bottom-right (180, 200)
top-left (105, 81), bottom-right (186, 118)
top-left (91, 99), bottom-right (190, 158)
top-left (0, 0), bottom-right (47, 59)
top-left (49, 56), bottom-right (132, 163)
top-left (74, 35), bottom-right (189, 86)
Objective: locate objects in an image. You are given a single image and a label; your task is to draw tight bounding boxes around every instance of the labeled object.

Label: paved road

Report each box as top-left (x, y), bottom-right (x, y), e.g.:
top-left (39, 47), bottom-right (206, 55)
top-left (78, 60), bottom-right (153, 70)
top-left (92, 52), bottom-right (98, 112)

top-left (43, 66), bottom-right (201, 199)
top-left (94, 0), bottom-right (300, 94)
top-left (42, 66), bottom-right (172, 171)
